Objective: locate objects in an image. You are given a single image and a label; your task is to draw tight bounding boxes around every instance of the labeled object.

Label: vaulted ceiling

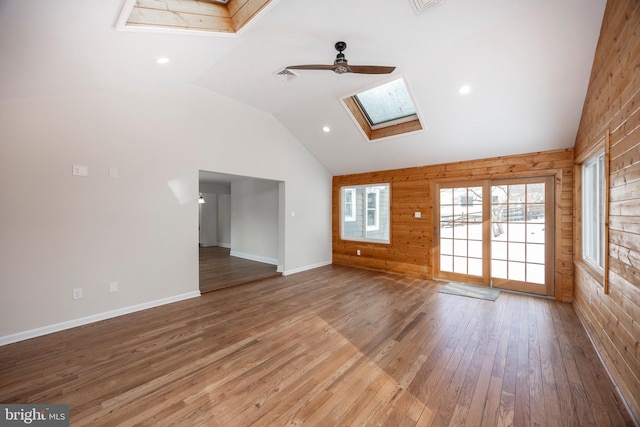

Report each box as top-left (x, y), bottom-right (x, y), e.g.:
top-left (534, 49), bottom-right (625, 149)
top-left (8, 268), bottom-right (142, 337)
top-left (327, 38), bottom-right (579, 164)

top-left (0, 0), bottom-right (606, 175)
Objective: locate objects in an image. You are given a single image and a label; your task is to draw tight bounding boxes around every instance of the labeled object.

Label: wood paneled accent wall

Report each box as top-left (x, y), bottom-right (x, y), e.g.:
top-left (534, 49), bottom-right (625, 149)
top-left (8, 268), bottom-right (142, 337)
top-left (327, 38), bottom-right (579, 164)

top-left (572, 0), bottom-right (640, 422)
top-left (333, 148), bottom-right (574, 301)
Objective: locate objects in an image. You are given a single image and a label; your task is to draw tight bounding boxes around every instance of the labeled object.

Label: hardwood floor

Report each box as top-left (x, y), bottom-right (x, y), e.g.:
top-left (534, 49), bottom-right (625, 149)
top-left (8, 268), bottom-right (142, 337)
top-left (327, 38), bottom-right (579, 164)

top-left (199, 246), bottom-right (280, 293)
top-left (0, 265), bottom-right (634, 426)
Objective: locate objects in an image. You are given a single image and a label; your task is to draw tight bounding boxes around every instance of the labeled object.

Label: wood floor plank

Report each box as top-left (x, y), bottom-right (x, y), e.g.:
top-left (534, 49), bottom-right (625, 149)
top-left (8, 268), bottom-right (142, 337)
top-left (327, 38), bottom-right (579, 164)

top-left (498, 294), bottom-right (522, 426)
top-left (0, 265), bottom-right (634, 426)
top-left (430, 298), bottom-right (498, 426)
top-left (199, 246), bottom-right (280, 293)
top-left (551, 301), bottom-right (599, 427)
top-left (514, 295), bottom-right (531, 427)
top-left (536, 301), bottom-right (563, 427)
top-left (459, 290), bottom-right (508, 427)
top-left (528, 298), bottom-right (547, 427)
top-left (418, 299), bottom-right (486, 426)
top-left (546, 303), bottom-right (582, 427)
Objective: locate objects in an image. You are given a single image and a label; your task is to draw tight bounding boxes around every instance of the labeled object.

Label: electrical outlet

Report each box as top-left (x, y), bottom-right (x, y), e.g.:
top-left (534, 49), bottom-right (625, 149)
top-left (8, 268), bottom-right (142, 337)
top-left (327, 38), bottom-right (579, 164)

top-left (357, 250), bottom-right (361, 256)
top-left (72, 288), bottom-right (83, 300)
top-left (72, 165), bottom-right (88, 177)
top-left (109, 282), bottom-right (118, 293)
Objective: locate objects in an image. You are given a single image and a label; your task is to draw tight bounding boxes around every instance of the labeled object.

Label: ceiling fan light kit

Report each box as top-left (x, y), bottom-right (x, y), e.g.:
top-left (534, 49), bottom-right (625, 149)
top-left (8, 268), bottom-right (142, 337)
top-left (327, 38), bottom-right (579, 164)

top-left (286, 42), bottom-right (396, 75)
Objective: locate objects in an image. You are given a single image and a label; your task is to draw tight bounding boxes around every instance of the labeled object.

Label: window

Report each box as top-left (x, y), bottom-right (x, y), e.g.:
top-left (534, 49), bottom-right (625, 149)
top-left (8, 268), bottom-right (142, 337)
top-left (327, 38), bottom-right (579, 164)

top-left (344, 188), bottom-right (356, 222)
top-left (582, 148), bottom-right (605, 273)
top-left (342, 78), bottom-right (424, 141)
top-left (341, 184), bottom-right (390, 243)
top-left (460, 195), bottom-right (474, 207)
top-left (366, 189), bottom-right (380, 231)
top-left (354, 78), bottom-right (417, 126)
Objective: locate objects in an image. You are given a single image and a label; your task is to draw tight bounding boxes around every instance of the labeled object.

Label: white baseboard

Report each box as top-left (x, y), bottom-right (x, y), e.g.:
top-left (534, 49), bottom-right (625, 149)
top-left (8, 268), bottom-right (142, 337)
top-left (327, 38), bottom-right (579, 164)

top-left (0, 291), bottom-right (201, 346)
top-left (217, 242), bottom-right (231, 248)
top-left (230, 250), bottom-right (278, 266)
top-left (283, 260), bottom-right (332, 276)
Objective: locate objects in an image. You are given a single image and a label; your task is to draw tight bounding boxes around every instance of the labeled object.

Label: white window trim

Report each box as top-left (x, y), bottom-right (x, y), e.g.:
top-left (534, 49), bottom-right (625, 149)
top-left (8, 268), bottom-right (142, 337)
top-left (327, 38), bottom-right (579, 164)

top-left (582, 148), bottom-right (605, 274)
top-left (366, 188), bottom-right (380, 231)
top-left (344, 188), bottom-right (356, 222)
top-left (340, 183), bottom-right (390, 244)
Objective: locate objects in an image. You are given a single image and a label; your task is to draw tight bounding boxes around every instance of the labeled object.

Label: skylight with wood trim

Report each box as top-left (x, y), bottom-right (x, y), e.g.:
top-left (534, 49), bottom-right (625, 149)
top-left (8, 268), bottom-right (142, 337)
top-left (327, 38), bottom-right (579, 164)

top-left (118, 0), bottom-right (274, 34)
top-left (342, 78), bottom-right (424, 141)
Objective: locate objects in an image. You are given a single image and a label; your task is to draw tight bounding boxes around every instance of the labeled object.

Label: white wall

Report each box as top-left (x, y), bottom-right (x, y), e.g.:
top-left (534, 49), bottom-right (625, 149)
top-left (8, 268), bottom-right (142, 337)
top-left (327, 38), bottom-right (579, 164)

top-left (230, 178), bottom-right (279, 264)
top-left (217, 194), bottom-right (231, 247)
top-left (198, 182), bottom-right (231, 247)
top-left (0, 85), bottom-right (332, 341)
top-left (199, 193), bottom-right (218, 247)
top-left (199, 182), bottom-right (230, 194)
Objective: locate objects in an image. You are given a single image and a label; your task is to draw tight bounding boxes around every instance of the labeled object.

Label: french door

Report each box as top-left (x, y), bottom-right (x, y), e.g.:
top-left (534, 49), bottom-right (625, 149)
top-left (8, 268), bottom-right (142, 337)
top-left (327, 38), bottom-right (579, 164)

top-left (434, 176), bottom-right (555, 296)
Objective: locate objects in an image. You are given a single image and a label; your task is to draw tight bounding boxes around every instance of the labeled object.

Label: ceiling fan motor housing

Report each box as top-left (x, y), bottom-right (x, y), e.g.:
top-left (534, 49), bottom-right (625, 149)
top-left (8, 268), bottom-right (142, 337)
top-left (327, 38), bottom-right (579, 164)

top-left (334, 64), bottom-right (349, 74)
top-left (334, 50), bottom-right (349, 74)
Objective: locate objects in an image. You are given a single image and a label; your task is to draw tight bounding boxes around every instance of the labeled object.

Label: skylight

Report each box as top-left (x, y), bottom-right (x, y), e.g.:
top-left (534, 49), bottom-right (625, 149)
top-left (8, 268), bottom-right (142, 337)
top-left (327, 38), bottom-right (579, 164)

top-left (117, 0), bottom-right (274, 35)
top-left (354, 78), bottom-right (417, 126)
top-left (342, 77), bottom-right (424, 141)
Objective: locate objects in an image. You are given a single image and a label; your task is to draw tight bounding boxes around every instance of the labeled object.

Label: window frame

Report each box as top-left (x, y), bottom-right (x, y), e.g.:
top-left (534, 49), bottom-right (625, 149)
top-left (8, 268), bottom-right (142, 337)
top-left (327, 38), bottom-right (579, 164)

top-left (340, 183), bottom-right (390, 244)
top-left (582, 148), bottom-right (606, 274)
top-left (341, 76), bottom-right (424, 142)
top-left (574, 133), bottom-right (610, 293)
top-left (366, 188), bottom-right (380, 231)
top-left (344, 188), bottom-right (356, 222)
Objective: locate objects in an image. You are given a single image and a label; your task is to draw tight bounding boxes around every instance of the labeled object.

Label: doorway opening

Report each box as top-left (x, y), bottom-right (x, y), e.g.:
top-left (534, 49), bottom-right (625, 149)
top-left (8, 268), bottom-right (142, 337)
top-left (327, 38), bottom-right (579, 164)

top-left (199, 170), bottom-right (283, 293)
top-left (434, 176), bottom-right (555, 296)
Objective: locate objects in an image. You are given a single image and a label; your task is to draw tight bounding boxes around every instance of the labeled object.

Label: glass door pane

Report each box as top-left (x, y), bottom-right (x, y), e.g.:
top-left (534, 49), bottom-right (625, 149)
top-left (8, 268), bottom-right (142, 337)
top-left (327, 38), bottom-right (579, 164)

top-left (435, 177), bottom-right (553, 296)
top-left (437, 184), bottom-right (484, 283)
top-left (490, 177), bottom-right (553, 295)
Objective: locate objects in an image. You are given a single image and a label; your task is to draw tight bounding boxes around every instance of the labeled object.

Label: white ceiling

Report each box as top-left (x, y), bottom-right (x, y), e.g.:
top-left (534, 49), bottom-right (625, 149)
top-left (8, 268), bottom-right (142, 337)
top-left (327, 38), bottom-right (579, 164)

top-left (0, 0), bottom-right (606, 176)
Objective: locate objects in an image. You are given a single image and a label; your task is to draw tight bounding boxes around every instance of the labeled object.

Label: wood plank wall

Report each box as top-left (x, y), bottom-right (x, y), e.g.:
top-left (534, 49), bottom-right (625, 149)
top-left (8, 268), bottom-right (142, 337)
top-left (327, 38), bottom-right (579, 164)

top-left (126, 0), bottom-right (271, 33)
top-left (332, 148), bottom-right (574, 302)
top-left (128, 0), bottom-right (233, 32)
top-left (572, 0), bottom-right (640, 422)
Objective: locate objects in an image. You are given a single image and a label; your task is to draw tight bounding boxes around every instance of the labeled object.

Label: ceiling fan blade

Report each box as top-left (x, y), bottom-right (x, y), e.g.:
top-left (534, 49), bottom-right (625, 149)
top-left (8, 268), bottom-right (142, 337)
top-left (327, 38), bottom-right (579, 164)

top-left (348, 65), bottom-right (396, 74)
top-left (286, 64), bottom-right (337, 71)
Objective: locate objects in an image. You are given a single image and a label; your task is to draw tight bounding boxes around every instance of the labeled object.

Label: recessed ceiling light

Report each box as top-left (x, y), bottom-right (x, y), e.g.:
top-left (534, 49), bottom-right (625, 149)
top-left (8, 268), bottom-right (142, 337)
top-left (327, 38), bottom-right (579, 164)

top-left (156, 57), bottom-right (170, 64)
top-left (322, 126), bottom-right (331, 133)
top-left (459, 85), bottom-right (471, 95)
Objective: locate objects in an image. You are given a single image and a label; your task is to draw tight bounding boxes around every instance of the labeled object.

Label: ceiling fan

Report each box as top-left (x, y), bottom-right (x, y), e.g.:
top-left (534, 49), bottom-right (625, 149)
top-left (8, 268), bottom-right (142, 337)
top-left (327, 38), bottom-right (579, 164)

top-left (286, 41), bottom-right (396, 75)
